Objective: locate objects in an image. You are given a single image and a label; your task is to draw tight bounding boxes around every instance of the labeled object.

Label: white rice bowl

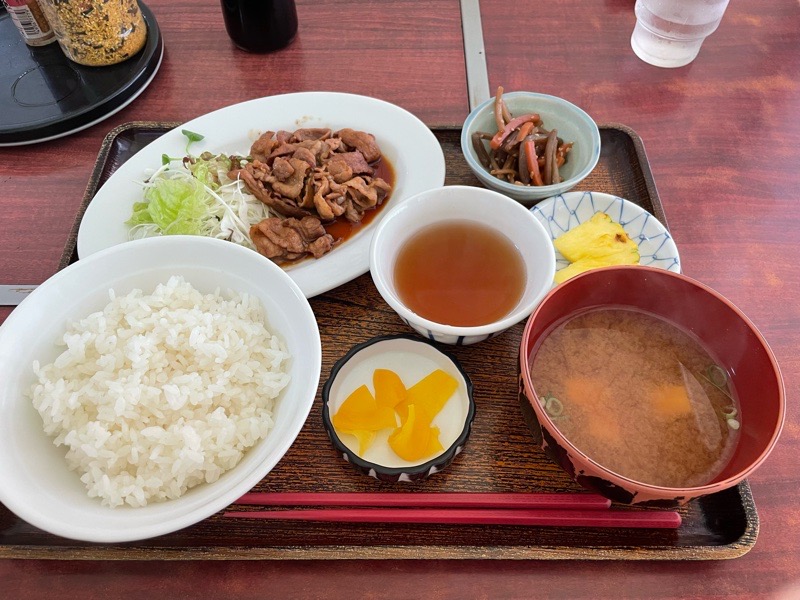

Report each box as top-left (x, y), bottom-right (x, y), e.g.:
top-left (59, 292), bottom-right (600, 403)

top-left (0, 236), bottom-right (321, 542)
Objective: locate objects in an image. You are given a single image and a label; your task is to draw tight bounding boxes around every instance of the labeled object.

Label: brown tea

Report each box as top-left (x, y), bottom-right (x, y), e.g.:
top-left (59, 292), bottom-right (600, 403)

top-left (393, 220), bottom-right (526, 327)
top-left (531, 308), bottom-right (740, 488)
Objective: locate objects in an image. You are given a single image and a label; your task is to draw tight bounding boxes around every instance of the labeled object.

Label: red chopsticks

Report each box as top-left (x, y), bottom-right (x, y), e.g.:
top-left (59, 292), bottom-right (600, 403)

top-left (224, 507), bottom-right (681, 529)
top-left (235, 492), bottom-right (611, 510)
top-left (224, 493), bottom-right (681, 529)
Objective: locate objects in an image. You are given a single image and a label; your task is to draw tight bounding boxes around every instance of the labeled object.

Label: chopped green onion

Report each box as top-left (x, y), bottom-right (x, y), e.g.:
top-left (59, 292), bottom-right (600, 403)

top-left (539, 394), bottom-right (564, 418)
top-left (700, 364), bottom-right (741, 427)
top-left (722, 407), bottom-right (738, 419)
top-left (546, 397), bottom-right (564, 417)
top-left (699, 366), bottom-right (734, 402)
top-left (706, 364), bottom-right (728, 388)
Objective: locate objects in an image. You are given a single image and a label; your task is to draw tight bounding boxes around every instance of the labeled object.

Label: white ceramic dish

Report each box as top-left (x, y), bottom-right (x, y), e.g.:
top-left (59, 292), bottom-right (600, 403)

top-left (530, 191), bottom-right (681, 276)
top-left (77, 92), bottom-right (446, 298)
top-left (0, 236), bottom-right (321, 543)
top-left (461, 91), bottom-right (600, 205)
top-left (321, 335), bottom-right (475, 481)
top-left (370, 185), bottom-right (556, 345)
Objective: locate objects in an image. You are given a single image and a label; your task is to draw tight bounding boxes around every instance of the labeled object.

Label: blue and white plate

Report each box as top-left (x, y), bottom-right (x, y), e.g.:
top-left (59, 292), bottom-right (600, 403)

top-left (530, 191), bottom-right (681, 275)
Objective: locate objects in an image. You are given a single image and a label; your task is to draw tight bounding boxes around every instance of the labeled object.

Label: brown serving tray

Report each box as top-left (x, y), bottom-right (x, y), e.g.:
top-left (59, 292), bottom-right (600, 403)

top-left (0, 123), bottom-right (757, 560)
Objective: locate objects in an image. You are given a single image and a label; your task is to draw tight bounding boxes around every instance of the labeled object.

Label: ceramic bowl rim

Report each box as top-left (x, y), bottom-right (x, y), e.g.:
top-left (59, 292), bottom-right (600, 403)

top-left (321, 334), bottom-right (476, 476)
top-left (461, 91), bottom-right (601, 197)
top-left (0, 235), bottom-right (322, 542)
top-left (519, 264), bottom-right (786, 495)
top-left (369, 185), bottom-right (556, 337)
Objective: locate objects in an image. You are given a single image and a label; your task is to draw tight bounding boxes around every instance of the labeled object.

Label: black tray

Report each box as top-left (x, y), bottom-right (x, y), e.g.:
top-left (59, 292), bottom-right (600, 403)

top-left (0, 2), bottom-right (163, 146)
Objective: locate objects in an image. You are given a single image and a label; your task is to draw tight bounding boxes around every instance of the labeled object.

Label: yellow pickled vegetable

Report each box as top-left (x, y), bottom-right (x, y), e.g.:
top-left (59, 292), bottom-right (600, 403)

top-left (332, 385), bottom-right (397, 431)
top-left (388, 404), bottom-right (444, 462)
top-left (553, 213), bottom-right (639, 284)
top-left (374, 368), bottom-right (407, 408)
top-left (396, 369), bottom-right (458, 424)
top-left (331, 368), bottom-right (458, 462)
top-left (337, 428), bottom-right (376, 456)
top-left (332, 385), bottom-right (397, 453)
top-left (553, 251), bottom-right (640, 284)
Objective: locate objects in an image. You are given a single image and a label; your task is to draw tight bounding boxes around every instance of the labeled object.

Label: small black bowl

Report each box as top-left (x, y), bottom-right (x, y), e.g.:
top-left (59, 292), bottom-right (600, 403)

top-left (321, 334), bottom-right (475, 482)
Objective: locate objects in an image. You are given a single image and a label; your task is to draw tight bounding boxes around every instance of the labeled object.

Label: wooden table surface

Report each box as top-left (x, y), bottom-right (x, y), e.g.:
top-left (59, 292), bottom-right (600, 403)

top-left (2, 0), bottom-right (799, 597)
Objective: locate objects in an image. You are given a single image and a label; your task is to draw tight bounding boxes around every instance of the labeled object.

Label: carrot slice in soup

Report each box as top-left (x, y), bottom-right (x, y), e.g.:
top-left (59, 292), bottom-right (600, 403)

top-left (652, 385), bottom-right (692, 418)
top-left (564, 377), bottom-right (603, 409)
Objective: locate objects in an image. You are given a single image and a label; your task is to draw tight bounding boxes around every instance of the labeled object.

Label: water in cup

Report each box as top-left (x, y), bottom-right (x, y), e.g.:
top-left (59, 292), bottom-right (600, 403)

top-left (631, 0), bottom-right (730, 68)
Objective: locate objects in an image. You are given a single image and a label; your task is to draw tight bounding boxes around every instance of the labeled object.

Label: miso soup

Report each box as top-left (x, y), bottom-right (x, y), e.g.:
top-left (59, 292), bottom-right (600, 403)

top-left (531, 308), bottom-right (740, 488)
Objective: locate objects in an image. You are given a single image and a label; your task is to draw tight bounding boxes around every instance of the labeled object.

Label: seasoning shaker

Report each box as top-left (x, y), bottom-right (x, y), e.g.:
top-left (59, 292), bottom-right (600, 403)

top-left (2, 0), bottom-right (57, 46)
top-left (37, 0), bottom-right (148, 67)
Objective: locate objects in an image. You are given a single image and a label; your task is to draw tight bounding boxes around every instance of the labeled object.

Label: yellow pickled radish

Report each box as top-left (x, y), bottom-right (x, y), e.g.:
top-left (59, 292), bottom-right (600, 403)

top-left (388, 404), bottom-right (444, 462)
top-left (338, 428), bottom-right (377, 456)
top-left (373, 368), bottom-right (407, 408)
top-left (396, 369), bottom-right (458, 423)
top-left (331, 385), bottom-right (397, 432)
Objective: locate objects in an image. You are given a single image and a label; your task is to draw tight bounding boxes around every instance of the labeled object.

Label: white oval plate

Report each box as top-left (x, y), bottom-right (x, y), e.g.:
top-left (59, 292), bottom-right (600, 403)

top-left (530, 191), bottom-right (681, 276)
top-left (77, 92), bottom-right (446, 298)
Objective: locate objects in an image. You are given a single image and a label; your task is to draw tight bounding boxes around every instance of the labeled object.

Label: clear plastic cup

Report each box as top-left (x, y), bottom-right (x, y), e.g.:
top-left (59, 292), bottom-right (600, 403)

top-left (631, 0), bottom-right (730, 68)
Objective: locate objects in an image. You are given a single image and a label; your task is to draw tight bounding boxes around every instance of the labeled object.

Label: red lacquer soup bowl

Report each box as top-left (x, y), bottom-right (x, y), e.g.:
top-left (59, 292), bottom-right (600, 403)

top-left (519, 265), bottom-right (785, 506)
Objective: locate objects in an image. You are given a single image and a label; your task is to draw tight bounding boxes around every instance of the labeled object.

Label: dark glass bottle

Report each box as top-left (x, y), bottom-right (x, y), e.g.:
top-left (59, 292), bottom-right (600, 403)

top-left (220, 0), bottom-right (298, 53)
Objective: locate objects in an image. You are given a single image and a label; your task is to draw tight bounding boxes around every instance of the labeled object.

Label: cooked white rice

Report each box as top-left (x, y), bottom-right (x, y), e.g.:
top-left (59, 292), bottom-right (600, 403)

top-left (29, 276), bottom-right (291, 508)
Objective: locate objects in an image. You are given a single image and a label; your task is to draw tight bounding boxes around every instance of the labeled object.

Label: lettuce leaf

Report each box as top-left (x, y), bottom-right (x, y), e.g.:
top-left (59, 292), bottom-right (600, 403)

top-left (127, 201), bottom-right (154, 226)
top-left (126, 175), bottom-right (211, 235)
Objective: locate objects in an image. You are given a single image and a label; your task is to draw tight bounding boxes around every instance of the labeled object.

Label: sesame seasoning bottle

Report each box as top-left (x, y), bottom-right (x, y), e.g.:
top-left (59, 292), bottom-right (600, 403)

top-left (37, 0), bottom-right (148, 67)
top-left (2, 0), bottom-right (57, 46)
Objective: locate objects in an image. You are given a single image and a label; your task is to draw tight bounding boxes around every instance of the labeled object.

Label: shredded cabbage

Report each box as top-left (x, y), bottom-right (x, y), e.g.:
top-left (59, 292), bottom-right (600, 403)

top-left (189, 154), bottom-right (232, 190)
top-left (127, 175), bottom-right (211, 235)
top-left (127, 156), bottom-right (270, 249)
